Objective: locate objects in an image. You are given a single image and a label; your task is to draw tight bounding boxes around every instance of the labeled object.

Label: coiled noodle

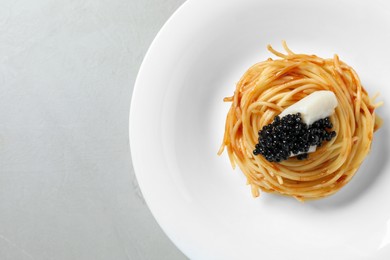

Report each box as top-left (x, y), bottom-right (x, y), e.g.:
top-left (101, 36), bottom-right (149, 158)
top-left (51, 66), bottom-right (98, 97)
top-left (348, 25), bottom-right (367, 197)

top-left (218, 42), bottom-right (382, 201)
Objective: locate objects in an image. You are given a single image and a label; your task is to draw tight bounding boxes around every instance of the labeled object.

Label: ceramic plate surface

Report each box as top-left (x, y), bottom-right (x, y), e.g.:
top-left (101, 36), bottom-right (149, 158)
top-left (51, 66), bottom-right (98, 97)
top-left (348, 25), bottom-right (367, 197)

top-left (130, 0), bottom-right (390, 259)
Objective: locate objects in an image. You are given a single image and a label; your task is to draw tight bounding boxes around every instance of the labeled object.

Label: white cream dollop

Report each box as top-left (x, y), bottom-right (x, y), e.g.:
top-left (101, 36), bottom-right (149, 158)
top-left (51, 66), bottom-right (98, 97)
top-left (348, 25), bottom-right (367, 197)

top-left (279, 90), bottom-right (338, 157)
top-left (279, 90), bottom-right (338, 125)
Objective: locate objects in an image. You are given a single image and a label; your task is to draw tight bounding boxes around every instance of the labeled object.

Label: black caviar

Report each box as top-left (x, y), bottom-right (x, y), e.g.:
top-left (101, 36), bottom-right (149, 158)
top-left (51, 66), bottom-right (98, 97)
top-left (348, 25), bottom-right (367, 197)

top-left (253, 113), bottom-right (336, 162)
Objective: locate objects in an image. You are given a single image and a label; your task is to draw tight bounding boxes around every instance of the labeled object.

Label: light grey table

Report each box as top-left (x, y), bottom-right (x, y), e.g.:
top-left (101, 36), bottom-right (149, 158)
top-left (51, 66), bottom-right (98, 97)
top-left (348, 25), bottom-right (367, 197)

top-left (0, 0), bottom-right (186, 259)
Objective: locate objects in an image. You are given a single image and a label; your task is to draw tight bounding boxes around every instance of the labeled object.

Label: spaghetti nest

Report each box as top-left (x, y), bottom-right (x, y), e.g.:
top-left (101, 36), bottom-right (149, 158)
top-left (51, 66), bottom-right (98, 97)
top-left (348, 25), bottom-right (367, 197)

top-left (218, 42), bottom-right (382, 201)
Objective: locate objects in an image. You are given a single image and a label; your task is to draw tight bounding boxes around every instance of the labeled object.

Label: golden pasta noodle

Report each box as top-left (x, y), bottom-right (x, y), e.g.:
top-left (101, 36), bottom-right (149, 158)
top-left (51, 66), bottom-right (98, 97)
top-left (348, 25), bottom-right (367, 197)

top-left (218, 42), bottom-right (383, 201)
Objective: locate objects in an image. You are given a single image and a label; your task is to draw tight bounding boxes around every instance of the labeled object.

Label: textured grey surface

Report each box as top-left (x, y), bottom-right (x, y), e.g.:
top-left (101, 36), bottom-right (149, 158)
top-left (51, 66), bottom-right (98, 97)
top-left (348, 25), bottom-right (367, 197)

top-left (0, 0), bottom-right (186, 259)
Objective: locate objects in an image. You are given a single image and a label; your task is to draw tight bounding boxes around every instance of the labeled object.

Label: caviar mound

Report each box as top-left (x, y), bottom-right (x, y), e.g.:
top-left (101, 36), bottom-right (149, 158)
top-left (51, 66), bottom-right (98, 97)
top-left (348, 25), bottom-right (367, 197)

top-left (253, 113), bottom-right (336, 163)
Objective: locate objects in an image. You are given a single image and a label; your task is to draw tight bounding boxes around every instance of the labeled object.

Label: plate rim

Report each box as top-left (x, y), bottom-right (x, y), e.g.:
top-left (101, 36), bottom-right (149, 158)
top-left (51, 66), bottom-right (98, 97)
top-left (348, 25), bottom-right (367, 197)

top-left (129, 0), bottom-right (191, 257)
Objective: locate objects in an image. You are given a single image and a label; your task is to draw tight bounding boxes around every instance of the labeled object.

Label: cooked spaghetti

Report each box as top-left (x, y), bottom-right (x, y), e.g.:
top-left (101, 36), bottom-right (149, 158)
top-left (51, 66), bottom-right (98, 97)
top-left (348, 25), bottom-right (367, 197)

top-left (218, 42), bottom-right (382, 201)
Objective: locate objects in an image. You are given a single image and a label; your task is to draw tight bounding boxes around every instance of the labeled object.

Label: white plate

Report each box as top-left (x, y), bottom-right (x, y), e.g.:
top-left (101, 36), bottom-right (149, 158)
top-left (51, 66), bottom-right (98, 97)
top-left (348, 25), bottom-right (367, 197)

top-left (130, 0), bottom-right (390, 259)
